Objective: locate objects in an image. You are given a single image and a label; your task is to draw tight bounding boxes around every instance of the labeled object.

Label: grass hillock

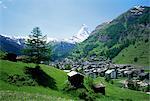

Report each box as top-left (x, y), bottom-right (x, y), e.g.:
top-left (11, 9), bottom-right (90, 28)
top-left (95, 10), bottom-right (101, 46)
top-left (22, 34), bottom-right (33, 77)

top-left (0, 60), bottom-right (76, 100)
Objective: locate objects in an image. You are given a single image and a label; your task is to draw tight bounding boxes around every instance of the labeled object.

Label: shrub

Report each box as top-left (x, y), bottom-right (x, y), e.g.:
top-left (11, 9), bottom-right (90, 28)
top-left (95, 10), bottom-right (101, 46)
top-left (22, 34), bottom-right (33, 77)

top-left (7, 74), bottom-right (37, 86)
top-left (77, 89), bottom-right (87, 99)
top-left (77, 88), bottom-right (96, 101)
top-left (134, 57), bottom-right (138, 62)
top-left (110, 80), bottom-right (114, 84)
top-left (0, 51), bottom-right (7, 59)
top-left (64, 64), bottom-right (71, 70)
top-left (64, 77), bottom-right (99, 101)
top-left (127, 80), bottom-right (135, 90)
top-left (127, 80), bottom-right (139, 91)
top-left (62, 80), bottom-right (74, 91)
top-left (84, 77), bottom-right (94, 90)
top-left (105, 77), bottom-right (111, 82)
top-left (145, 39), bottom-right (148, 43)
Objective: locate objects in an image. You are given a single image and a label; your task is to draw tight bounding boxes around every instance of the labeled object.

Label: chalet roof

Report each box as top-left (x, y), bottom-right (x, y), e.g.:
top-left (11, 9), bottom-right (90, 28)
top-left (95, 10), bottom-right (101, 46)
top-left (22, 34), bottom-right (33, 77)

top-left (93, 70), bottom-right (97, 73)
top-left (97, 68), bottom-right (107, 73)
top-left (63, 70), bottom-right (71, 73)
top-left (67, 71), bottom-right (77, 77)
top-left (105, 69), bottom-right (115, 74)
top-left (124, 71), bottom-right (133, 74)
top-left (67, 71), bottom-right (83, 77)
top-left (119, 69), bottom-right (128, 72)
top-left (84, 69), bottom-right (90, 72)
top-left (137, 81), bottom-right (148, 87)
top-left (139, 73), bottom-right (147, 76)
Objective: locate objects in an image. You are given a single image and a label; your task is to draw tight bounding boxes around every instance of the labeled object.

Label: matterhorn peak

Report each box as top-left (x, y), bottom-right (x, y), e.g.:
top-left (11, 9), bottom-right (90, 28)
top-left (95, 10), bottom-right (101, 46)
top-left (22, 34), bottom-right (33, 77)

top-left (65, 24), bottom-right (90, 44)
top-left (81, 24), bottom-right (88, 28)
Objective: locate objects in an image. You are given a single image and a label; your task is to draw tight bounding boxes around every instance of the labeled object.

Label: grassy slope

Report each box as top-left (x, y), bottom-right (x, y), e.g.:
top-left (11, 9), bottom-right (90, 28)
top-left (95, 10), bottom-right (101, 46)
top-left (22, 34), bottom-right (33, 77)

top-left (0, 60), bottom-right (149, 101)
top-left (113, 41), bottom-right (150, 66)
top-left (0, 90), bottom-right (72, 101)
top-left (94, 77), bottom-right (149, 101)
top-left (0, 60), bottom-right (75, 101)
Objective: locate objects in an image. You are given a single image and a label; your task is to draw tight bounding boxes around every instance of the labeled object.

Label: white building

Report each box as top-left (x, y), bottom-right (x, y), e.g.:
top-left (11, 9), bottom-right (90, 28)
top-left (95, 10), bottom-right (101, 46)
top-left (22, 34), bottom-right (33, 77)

top-left (105, 69), bottom-right (117, 79)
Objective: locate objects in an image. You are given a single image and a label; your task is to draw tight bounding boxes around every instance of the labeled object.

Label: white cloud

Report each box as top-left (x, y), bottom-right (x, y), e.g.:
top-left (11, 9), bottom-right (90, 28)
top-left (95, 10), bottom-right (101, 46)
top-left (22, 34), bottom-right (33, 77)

top-left (0, 0), bottom-right (14, 9)
top-left (2, 5), bottom-right (7, 9)
top-left (0, 1), bottom-right (3, 4)
top-left (0, 0), bottom-right (8, 9)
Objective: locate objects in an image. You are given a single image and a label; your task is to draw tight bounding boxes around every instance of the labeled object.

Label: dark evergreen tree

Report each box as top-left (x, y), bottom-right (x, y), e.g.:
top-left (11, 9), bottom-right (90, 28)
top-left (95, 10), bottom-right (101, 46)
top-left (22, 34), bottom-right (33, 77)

top-left (24, 27), bottom-right (51, 64)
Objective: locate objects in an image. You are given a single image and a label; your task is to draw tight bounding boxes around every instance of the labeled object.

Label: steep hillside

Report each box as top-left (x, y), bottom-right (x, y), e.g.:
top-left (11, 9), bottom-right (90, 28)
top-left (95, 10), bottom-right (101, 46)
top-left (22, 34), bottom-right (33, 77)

top-left (70, 6), bottom-right (150, 66)
top-left (113, 40), bottom-right (150, 66)
top-left (0, 60), bottom-right (75, 100)
top-left (0, 60), bottom-right (149, 101)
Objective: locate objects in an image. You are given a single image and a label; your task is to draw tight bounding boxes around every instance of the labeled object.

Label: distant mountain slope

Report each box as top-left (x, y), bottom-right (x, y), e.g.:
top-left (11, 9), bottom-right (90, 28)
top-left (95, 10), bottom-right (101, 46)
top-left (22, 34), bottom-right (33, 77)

top-left (50, 24), bottom-right (90, 61)
top-left (0, 34), bottom-right (75, 60)
top-left (0, 35), bottom-right (25, 55)
top-left (0, 24), bottom-right (90, 59)
top-left (70, 6), bottom-right (150, 66)
top-left (113, 41), bottom-right (150, 66)
top-left (50, 41), bottom-right (76, 61)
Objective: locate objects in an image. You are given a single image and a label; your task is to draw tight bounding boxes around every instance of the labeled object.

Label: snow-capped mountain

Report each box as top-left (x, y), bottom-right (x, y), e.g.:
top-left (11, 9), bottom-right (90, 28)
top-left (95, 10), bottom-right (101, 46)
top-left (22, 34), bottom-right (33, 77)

top-left (64, 24), bottom-right (90, 43)
top-left (1, 24), bottom-right (90, 44)
top-left (0, 24), bottom-right (91, 59)
top-left (1, 34), bottom-right (26, 45)
top-left (11, 37), bottom-right (25, 45)
top-left (0, 34), bottom-right (25, 55)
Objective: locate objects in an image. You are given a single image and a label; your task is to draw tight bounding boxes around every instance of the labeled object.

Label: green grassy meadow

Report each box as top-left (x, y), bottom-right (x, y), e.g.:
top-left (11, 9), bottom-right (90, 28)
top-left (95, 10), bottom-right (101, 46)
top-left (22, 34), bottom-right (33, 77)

top-left (0, 60), bottom-right (76, 101)
top-left (113, 41), bottom-right (150, 66)
top-left (0, 60), bottom-right (149, 101)
top-left (94, 77), bottom-right (149, 101)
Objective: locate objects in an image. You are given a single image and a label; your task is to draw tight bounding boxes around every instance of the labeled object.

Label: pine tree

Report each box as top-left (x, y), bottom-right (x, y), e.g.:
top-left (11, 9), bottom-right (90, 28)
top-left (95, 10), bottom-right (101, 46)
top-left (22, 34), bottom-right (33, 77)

top-left (24, 27), bottom-right (51, 64)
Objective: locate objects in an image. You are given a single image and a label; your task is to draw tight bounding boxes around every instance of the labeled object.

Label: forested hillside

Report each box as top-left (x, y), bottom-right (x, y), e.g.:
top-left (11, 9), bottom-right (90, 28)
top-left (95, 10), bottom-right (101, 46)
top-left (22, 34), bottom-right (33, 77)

top-left (50, 41), bottom-right (75, 61)
top-left (70, 6), bottom-right (150, 66)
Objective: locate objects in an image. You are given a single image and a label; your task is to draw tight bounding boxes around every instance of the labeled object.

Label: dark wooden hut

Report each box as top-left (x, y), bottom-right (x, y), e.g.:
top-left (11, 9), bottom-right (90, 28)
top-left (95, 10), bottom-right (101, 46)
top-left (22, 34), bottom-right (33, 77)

top-left (6, 53), bottom-right (17, 62)
top-left (92, 83), bottom-right (105, 95)
top-left (67, 71), bottom-right (84, 88)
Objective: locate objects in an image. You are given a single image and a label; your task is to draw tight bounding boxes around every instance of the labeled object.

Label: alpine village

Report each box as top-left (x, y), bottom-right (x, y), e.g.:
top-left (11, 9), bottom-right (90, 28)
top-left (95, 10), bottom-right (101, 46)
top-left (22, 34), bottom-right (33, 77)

top-left (0, 2), bottom-right (150, 101)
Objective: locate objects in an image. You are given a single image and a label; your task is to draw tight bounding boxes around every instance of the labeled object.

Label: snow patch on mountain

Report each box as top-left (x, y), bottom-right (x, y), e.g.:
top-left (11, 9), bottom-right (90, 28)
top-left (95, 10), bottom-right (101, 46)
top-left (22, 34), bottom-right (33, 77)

top-left (47, 37), bottom-right (59, 43)
top-left (0, 34), bottom-right (26, 46)
top-left (64, 24), bottom-right (90, 43)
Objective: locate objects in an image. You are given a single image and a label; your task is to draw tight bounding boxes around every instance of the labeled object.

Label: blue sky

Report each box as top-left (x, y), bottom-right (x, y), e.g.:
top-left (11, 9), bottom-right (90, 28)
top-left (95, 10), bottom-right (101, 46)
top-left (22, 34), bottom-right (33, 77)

top-left (0, 0), bottom-right (149, 39)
